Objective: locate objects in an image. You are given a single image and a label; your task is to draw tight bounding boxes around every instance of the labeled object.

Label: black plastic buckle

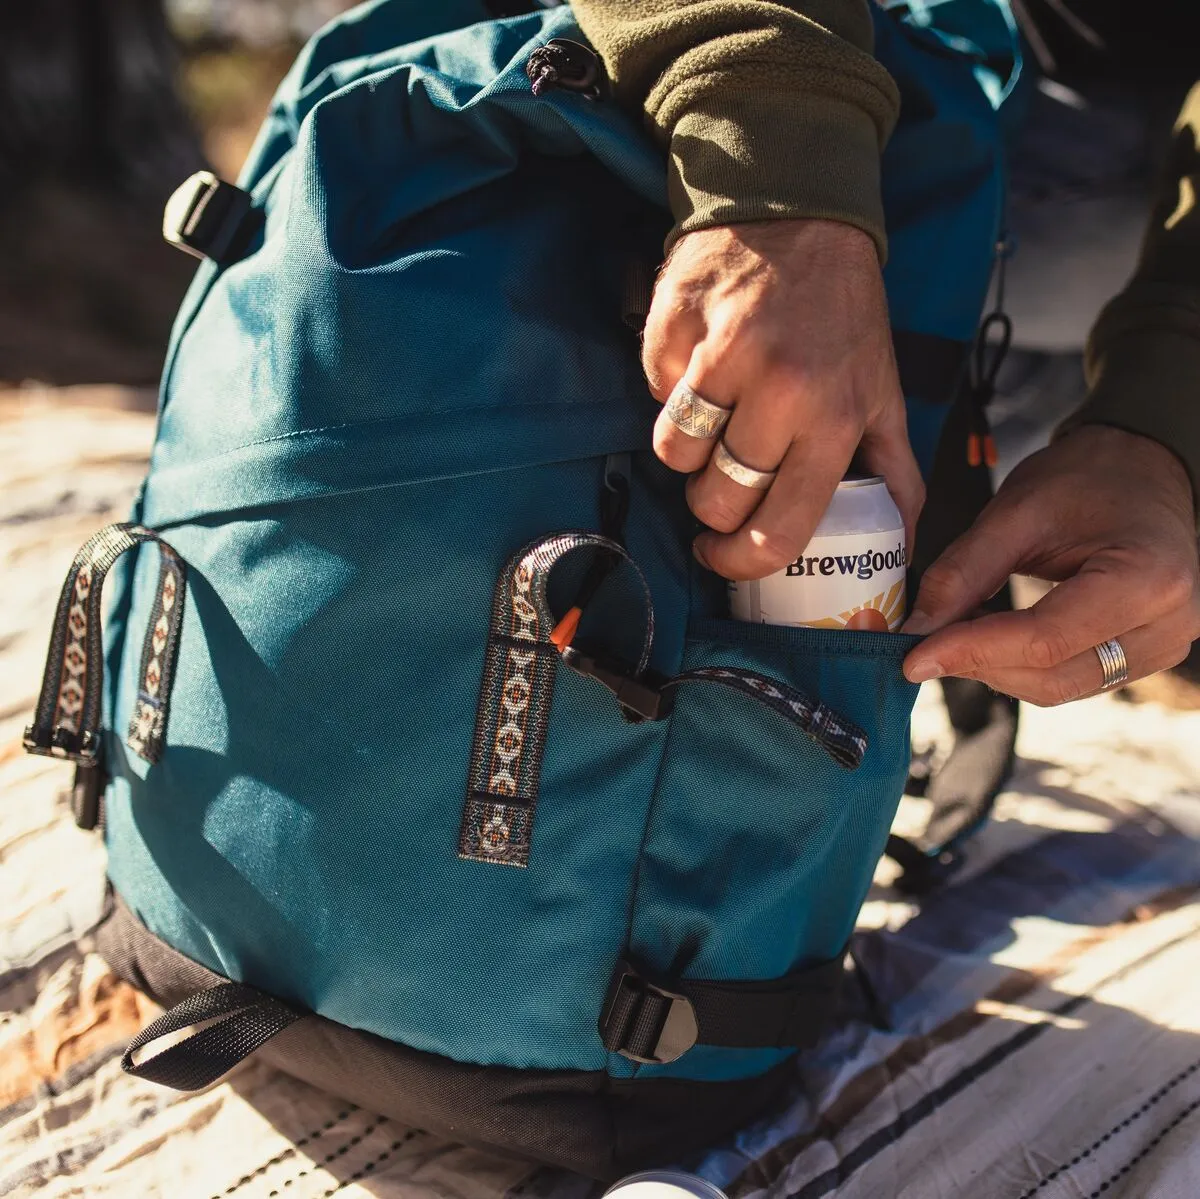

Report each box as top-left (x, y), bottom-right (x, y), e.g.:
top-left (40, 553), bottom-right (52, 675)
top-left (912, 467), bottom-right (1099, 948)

top-left (599, 963), bottom-right (699, 1065)
top-left (560, 646), bottom-right (672, 722)
top-left (23, 723), bottom-right (101, 763)
top-left (163, 171), bottom-right (260, 264)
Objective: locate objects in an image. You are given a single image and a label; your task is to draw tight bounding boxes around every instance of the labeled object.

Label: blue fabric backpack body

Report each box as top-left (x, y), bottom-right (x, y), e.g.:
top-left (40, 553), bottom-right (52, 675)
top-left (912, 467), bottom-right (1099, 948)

top-left (25, 0), bottom-right (1017, 1178)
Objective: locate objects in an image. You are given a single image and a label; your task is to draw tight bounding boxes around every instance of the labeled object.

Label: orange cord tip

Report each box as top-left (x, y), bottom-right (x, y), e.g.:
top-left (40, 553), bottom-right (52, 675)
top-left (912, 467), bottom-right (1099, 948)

top-left (983, 434), bottom-right (999, 468)
top-left (550, 606), bottom-right (583, 651)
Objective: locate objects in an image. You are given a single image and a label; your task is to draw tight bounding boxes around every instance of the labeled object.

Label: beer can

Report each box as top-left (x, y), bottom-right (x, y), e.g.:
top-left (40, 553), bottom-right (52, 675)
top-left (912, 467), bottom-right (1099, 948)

top-left (728, 475), bottom-right (905, 631)
top-left (603, 1170), bottom-right (728, 1199)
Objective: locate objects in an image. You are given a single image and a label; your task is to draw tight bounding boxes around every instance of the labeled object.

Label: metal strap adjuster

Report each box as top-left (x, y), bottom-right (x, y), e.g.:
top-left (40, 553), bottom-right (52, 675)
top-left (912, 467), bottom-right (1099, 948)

top-left (23, 724), bottom-right (101, 763)
top-left (599, 963), bottom-right (699, 1064)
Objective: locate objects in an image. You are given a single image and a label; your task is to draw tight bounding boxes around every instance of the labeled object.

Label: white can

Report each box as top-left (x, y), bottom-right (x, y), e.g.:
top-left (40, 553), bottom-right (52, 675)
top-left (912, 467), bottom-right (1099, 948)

top-left (728, 476), bottom-right (906, 631)
top-left (604, 1170), bottom-right (728, 1199)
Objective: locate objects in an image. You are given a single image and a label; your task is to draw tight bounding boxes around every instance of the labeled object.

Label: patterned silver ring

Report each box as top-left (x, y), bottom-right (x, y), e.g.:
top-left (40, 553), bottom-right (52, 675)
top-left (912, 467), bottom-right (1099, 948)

top-left (1094, 638), bottom-right (1129, 691)
top-left (663, 379), bottom-right (732, 440)
top-left (712, 440), bottom-right (778, 491)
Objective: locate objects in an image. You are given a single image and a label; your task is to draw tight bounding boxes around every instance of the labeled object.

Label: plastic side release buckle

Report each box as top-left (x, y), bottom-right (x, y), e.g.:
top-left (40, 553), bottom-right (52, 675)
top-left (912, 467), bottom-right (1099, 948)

top-left (560, 646), bottom-right (672, 722)
top-left (599, 963), bottom-right (699, 1065)
top-left (163, 171), bottom-right (260, 264)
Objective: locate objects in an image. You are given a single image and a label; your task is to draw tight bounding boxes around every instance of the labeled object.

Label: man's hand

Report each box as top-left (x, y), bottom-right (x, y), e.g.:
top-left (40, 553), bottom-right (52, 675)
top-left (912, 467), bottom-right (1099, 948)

top-left (903, 426), bottom-right (1200, 702)
top-left (644, 218), bottom-right (925, 580)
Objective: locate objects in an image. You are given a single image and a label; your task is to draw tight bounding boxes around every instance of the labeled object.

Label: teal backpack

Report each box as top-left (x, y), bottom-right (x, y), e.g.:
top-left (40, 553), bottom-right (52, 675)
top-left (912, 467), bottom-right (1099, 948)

top-left (25, 0), bottom-right (1021, 1178)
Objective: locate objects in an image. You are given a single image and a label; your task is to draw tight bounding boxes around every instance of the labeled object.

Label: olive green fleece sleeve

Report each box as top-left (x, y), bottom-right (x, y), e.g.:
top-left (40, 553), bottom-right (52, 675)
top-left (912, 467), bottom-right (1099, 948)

top-left (1060, 84), bottom-right (1200, 517)
top-left (569, 0), bottom-right (900, 259)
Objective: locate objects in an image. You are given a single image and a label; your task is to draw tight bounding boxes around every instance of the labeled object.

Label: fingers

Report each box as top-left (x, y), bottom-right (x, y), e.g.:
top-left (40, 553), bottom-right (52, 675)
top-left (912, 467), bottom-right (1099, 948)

top-left (902, 499), bottom-right (1034, 637)
top-left (693, 425), bottom-right (857, 580)
top-left (641, 265), bottom-right (702, 406)
top-left (857, 403), bottom-right (926, 556)
top-left (921, 606), bottom-right (1199, 706)
top-left (651, 350), bottom-right (737, 477)
top-left (904, 553), bottom-right (1188, 683)
top-left (685, 370), bottom-right (796, 537)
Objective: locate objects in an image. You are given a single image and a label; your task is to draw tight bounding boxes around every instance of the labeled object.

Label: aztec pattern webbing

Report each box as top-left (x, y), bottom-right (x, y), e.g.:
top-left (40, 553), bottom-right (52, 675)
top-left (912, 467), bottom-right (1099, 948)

top-left (24, 523), bottom-right (185, 766)
top-left (460, 531), bottom-right (868, 869)
top-left (458, 532), bottom-right (652, 868)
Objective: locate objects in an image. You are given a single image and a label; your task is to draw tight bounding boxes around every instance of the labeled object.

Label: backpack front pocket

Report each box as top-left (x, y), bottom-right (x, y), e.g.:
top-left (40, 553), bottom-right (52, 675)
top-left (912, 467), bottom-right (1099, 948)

top-left (623, 619), bottom-right (920, 1077)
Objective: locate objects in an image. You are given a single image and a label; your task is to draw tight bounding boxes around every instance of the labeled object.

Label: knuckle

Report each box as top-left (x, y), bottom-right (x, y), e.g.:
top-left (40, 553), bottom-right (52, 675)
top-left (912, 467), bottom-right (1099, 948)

top-left (652, 434), bottom-right (693, 473)
top-left (1156, 561), bottom-right (1198, 611)
top-left (956, 645), bottom-right (993, 677)
top-left (745, 529), bottom-right (800, 576)
top-left (818, 410), bottom-right (861, 449)
top-left (1164, 642), bottom-right (1192, 671)
top-left (689, 491), bottom-right (746, 534)
top-left (918, 556), bottom-right (971, 610)
top-left (1024, 624), bottom-right (1075, 670)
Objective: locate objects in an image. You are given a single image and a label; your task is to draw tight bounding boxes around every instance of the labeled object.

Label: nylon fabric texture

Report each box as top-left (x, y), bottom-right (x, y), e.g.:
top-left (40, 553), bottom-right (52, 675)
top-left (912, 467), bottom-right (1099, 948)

top-left (79, 0), bottom-right (1015, 1158)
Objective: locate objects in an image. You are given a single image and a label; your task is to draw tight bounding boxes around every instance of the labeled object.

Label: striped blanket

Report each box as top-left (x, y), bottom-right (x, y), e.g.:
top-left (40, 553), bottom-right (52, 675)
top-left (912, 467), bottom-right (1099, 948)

top-left (3, 388), bottom-right (1198, 1198)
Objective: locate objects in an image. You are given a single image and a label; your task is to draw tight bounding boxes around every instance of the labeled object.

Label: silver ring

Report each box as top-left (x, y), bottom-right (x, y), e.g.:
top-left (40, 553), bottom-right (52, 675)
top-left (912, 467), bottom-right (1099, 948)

top-left (663, 380), bottom-right (732, 440)
top-left (1094, 638), bottom-right (1129, 691)
top-left (712, 440), bottom-right (778, 491)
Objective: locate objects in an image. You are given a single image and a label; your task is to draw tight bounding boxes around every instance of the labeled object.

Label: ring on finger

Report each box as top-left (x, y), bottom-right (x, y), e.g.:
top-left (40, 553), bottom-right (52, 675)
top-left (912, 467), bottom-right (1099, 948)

top-left (712, 440), bottom-right (778, 491)
top-left (663, 379), bottom-right (732, 440)
top-left (1094, 638), bottom-right (1129, 690)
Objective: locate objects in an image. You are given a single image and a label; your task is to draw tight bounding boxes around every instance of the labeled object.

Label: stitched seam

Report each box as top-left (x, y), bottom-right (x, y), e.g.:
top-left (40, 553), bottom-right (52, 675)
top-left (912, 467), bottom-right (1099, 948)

top-left (213, 1107), bottom-right (357, 1198)
top-left (1017, 1059), bottom-right (1200, 1198)
top-left (1083, 1096), bottom-right (1200, 1199)
top-left (182, 396), bottom-right (637, 466)
top-left (264, 1115), bottom-right (389, 1196)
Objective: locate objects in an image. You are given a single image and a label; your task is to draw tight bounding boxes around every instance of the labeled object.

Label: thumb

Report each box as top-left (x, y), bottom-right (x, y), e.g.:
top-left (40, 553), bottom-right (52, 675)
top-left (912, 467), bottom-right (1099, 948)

top-left (902, 499), bottom-right (1029, 636)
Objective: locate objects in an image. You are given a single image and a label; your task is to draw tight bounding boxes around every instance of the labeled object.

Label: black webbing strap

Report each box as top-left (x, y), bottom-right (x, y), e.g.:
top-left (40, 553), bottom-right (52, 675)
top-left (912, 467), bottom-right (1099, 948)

top-left (599, 956), bottom-right (847, 1064)
top-left (24, 523), bottom-right (186, 774)
top-left (122, 982), bottom-right (303, 1090)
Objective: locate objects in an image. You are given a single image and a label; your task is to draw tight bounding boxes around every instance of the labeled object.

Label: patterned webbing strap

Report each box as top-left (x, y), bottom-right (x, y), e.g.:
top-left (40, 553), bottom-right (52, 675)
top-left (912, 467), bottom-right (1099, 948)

top-left (24, 523), bottom-right (186, 767)
top-left (459, 531), bottom-right (870, 870)
top-left (458, 532), bottom-right (653, 869)
top-left (664, 667), bottom-right (867, 771)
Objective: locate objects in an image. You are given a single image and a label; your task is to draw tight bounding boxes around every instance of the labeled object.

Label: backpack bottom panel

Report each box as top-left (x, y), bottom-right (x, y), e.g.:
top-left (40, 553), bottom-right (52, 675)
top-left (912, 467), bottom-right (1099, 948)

top-left (95, 888), bottom-right (795, 1180)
